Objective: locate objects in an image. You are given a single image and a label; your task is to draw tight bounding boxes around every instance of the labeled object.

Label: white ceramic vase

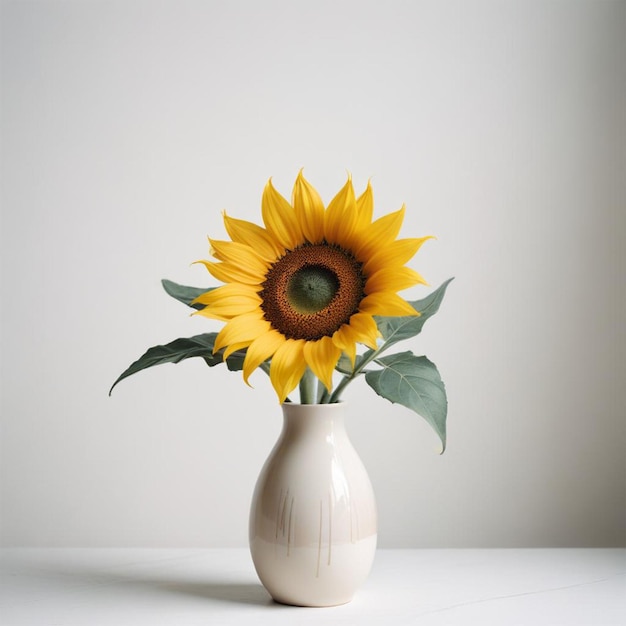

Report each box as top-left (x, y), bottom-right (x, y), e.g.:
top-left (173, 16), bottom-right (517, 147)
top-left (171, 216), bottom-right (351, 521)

top-left (249, 402), bottom-right (377, 607)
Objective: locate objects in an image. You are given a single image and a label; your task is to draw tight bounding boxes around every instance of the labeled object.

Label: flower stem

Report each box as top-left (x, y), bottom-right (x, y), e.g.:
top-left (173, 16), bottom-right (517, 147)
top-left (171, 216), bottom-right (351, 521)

top-left (317, 379), bottom-right (330, 404)
top-left (299, 368), bottom-right (316, 404)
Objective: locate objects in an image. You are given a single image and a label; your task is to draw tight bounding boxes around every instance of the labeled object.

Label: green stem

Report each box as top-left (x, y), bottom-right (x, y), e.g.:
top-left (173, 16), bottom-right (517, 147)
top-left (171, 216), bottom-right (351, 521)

top-left (299, 368), bottom-right (316, 404)
top-left (317, 379), bottom-right (331, 404)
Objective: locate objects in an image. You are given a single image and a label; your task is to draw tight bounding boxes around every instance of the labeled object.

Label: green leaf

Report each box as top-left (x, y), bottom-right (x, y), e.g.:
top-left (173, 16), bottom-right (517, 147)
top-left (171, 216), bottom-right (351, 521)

top-left (161, 279), bottom-right (214, 310)
top-left (335, 354), bottom-right (354, 374)
top-left (110, 333), bottom-right (240, 395)
top-left (223, 351), bottom-right (245, 372)
top-left (365, 351), bottom-right (447, 451)
top-left (375, 277), bottom-right (454, 348)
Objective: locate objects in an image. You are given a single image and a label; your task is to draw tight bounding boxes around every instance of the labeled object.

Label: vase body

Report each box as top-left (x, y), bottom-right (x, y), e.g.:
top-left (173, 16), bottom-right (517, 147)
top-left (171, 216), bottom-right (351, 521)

top-left (249, 402), bottom-right (377, 607)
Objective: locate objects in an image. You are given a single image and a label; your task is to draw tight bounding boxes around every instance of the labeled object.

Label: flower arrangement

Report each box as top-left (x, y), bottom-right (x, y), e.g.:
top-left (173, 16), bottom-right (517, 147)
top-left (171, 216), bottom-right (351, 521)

top-left (111, 172), bottom-right (452, 450)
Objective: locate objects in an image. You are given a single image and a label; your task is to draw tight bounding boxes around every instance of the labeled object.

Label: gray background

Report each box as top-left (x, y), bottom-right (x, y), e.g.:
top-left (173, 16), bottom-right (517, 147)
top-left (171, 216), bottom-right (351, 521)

top-left (1, 0), bottom-right (624, 548)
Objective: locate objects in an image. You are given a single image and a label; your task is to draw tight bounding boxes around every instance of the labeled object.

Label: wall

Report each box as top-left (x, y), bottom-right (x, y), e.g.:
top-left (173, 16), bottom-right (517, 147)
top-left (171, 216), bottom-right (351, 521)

top-left (1, 0), bottom-right (624, 547)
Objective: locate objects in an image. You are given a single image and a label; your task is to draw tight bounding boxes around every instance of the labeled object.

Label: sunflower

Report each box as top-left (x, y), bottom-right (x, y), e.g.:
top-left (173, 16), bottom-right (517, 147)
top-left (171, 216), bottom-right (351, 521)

top-left (193, 172), bottom-right (430, 403)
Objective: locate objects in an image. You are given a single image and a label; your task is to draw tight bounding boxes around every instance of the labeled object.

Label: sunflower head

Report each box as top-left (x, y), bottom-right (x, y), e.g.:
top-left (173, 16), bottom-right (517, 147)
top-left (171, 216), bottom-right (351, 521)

top-left (193, 171), bottom-right (431, 404)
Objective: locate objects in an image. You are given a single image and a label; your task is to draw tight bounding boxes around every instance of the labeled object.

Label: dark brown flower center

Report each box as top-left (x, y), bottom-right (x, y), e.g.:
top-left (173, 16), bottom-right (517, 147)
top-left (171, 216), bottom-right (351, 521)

top-left (260, 243), bottom-right (366, 341)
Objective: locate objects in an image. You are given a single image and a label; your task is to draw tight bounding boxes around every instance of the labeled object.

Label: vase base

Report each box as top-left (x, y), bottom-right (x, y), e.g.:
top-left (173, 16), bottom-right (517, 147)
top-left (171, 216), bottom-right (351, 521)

top-left (271, 594), bottom-right (354, 608)
top-left (251, 534), bottom-right (377, 609)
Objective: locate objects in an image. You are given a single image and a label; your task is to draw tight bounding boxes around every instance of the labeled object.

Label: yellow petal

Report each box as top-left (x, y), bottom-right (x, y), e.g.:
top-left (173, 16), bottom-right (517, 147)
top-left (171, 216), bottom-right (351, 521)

top-left (269, 339), bottom-right (307, 404)
top-left (355, 180), bottom-right (374, 232)
top-left (193, 308), bottom-right (230, 322)
top-left (223, 341), bottom-right (250, 360)
top-left (324, 176), bottom-right (357, 244)
top-left (332, 313), bottom-right (379, 366)
top-left (346, 313), bottom-right (380, 350)
top-left (195, 260), bottom-right (264, 286)
top-left (243, 330), bottom-right (285, 385)
top-left (359, 292), bottom-right (419, 316)
top-left (192, 283), bottom-right (261, 305)
top-left (192, 284), bottom-right (261, 320)
top-left (354, 205), bottom-right (406, 261)
top-left (292, 170), bottom-right (325, 244)
top-left (196, 298), bottom-right (260, 320)
top-left (223, 213), bottom-right (283, 261)
top-left (213, 311), bottom-right (268, 353)
top-left (364, 266), bottom-right (426, 295)
top-left (262, 179), bottom-right (303, 250)
top-left (209, 239), bottom-right (269, 275)
top-left (363, 236), bottom-right (432, 276)
top-left (303, 337), bottom-right (341, 392)
top-left (332, 325), bottom-right (358, 367)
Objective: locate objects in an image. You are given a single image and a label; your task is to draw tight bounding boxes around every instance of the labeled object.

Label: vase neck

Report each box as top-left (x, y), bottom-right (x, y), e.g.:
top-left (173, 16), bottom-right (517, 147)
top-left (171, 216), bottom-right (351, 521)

top-left (280, 403), bottom-right (347, 440)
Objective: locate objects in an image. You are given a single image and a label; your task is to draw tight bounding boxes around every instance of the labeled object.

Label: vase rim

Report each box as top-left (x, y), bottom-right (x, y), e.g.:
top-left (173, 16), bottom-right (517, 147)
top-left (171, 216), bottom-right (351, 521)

top-left (281, 401), bottom-right (346, 408)
top-left (280, 402), bottom-right (347, 416)
top-left (280, 401), bottom-right (348, 423)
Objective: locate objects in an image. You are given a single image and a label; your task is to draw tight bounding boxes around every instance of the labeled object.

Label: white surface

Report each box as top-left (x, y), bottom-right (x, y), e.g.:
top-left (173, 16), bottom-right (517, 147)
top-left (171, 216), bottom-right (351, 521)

top-left (2, 0), bottom-right (625, 549)
top-left (1, 549), bottom-right (624, 625)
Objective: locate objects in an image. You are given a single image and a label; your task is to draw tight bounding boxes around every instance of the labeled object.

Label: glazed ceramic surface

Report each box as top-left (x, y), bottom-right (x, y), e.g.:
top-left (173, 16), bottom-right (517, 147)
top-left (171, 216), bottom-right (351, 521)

top-left (249, 402), bottom-right (377, 607)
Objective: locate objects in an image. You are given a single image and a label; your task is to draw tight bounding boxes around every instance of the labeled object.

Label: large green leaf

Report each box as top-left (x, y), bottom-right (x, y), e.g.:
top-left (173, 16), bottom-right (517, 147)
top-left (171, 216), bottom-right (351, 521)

top-left (109, 333), bottom-right (243, 395)
top-left (365, 351), bottom-right (447, 451)
top-left (161, 279), bottom-right (214, 310)
top-left (375, 277), bottom-right (454, 348)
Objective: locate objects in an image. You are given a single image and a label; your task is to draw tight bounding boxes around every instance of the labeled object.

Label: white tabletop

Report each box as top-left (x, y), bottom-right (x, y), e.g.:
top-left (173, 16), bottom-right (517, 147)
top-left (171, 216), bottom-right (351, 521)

top-left (1, 548), bottom-right (624, 625)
